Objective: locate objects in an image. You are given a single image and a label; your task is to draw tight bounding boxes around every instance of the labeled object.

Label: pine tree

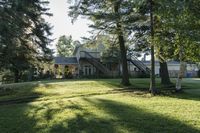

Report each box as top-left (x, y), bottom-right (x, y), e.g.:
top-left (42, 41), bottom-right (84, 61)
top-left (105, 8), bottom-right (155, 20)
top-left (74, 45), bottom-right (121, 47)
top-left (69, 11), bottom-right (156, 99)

top-left (0, 0), bottom-right (53, 82)
top-left (56, 35), bottom-right (76, 57)
top-left (69, 0), bottom-right (147, 86)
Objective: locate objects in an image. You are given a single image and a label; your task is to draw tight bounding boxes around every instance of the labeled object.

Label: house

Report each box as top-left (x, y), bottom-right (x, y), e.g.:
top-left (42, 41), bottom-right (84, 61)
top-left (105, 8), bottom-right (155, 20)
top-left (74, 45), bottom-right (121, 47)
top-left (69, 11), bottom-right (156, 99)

top-left (54, 44), bottom-right (199, 78)
top-left (54, 57), bottom-right (79, 78)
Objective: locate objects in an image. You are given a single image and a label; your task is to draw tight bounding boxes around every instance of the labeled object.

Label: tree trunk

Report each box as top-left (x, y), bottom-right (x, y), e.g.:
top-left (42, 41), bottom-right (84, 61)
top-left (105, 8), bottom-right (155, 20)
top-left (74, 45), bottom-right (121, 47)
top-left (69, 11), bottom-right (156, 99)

top-left (114, 1), bottom-right (130, 86)
top-left (149, 0), bottom-right (157, 94)
top-left (150, 45), bottom-right (156, 94)
top-left (159, 61), bottom-right (172, 85)
top-left (118, 32), bottom-right (130, 86)
top-left (175, 42), bottom-right (186, 92)
top-left (14, 69), bottom-right (20, 83)
top-left (176, 61), bottom-right (186, 91)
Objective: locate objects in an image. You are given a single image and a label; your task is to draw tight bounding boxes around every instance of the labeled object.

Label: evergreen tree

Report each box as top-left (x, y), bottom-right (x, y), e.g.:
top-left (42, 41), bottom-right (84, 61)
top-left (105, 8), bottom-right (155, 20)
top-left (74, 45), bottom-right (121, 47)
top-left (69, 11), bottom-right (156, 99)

top-left (69, 0), bottom-right (147, 85)
top-left (56, 35), bottom-right (76, 57)
top-left (0, 0), bottom-right (53, 82)
top-left (149, 0), bottom-right (157, 94)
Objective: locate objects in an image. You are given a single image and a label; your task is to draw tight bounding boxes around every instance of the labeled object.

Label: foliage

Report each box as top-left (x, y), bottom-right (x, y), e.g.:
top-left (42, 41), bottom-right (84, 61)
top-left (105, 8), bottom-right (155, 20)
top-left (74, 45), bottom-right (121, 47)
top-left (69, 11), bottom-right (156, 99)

top-left (102, 44), bottom-right (120, 63)
top-left (154, 0), bottom-right (200, 62)
top-left (0, 0), bottom-right (53, 82)
top-left (68, 0), bottom-right (149, 85)
top-left (56, 35), bottom-right (78, 57)
top-left (95, 35), bottom-right (120, 63)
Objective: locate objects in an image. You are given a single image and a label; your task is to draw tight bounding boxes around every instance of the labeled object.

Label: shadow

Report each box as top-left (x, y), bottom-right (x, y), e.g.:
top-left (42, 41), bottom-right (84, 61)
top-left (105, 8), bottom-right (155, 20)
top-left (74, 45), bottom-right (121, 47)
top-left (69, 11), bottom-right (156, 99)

top-left (0, 82), bottom-right (42, 104)
top-left (0, 81), bottom-right (66, 105)
top-left (27, 100), bottom-right (118, 133)
top-left (93, 79), bottom-right (149, 93)
top-left (96, 79), bottom-right (200, 102)
top-left (162, 90), bottom-right (200, 102)
top-left (0, 79), bottom-right (199, 133)
top-left (49, 113), bottom-right (117, 133)
top-left (0, 96), bottom-right (199, 133)
top-left (0, 104), bottom-right (37, 132)
top-left (84, 98), bottom-right (200, 133)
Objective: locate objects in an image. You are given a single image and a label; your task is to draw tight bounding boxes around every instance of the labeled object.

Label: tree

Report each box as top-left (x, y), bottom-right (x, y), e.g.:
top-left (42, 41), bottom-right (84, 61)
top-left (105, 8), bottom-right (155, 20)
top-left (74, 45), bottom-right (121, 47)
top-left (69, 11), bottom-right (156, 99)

top-left (154, 0), bottom-right (200, 91)
top-left (131, 0), bottom-right (172, 87)
top-left (153, 16), bottom-right (172, 86)
top-left (69, 0), bottom-right (148, 85)
top-left (0, 0), bottom-right (53, 82)
top-left (149, 0), bottom-right (157, 94)
top-left (56, 35), bottom-right (77, 57)
top-left (102, 42), bottom-right (120, 64)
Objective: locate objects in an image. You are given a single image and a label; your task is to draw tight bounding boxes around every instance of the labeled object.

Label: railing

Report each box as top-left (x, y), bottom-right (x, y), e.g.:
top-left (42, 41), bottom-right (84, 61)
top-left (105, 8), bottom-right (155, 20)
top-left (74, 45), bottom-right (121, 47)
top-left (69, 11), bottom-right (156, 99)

top-left (127, 54), bottom-right (150, 74)
top-left (80, 51), bottom-right (100, 59)
top-left (81, 51), bottom-right (111, 75)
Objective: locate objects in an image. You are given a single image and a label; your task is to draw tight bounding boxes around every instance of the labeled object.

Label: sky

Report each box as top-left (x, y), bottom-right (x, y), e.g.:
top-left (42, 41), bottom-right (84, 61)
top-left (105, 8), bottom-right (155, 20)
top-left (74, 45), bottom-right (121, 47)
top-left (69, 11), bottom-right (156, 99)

top-left (45, 0), bottom-right (91, 49)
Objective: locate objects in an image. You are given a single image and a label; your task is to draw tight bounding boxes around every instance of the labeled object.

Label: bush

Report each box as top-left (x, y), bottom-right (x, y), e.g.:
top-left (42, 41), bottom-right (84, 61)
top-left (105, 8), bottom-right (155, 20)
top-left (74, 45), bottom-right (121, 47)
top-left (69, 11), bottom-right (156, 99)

top-left (2, 73), bottom-right (15, 84)
top-left (198, 70), bottom-right (200, 78)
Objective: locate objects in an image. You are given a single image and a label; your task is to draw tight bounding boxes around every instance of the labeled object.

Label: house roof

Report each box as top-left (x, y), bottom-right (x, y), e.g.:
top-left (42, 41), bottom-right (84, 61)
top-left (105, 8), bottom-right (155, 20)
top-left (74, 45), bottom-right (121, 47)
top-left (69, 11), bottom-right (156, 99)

top-left (143, 61), bottom-right (180, 64)
top-left (54, 57), bottom-right (78, 65)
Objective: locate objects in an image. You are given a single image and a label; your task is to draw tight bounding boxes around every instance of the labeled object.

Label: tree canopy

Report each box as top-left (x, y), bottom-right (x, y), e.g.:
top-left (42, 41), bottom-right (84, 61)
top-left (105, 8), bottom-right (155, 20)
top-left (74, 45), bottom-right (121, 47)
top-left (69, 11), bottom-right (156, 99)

top-left (0, 0), bottom-right (53, 82)
top-left (69, 0), bottom-right (149, 85)
top-left (56, 35), bottom-right (78, 57)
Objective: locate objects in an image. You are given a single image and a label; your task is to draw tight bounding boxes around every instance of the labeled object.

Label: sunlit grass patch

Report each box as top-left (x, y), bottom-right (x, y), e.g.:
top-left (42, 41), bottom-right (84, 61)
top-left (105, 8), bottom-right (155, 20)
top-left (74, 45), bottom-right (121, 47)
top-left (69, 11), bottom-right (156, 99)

top-left (0, 78), bottom-right (200, 133)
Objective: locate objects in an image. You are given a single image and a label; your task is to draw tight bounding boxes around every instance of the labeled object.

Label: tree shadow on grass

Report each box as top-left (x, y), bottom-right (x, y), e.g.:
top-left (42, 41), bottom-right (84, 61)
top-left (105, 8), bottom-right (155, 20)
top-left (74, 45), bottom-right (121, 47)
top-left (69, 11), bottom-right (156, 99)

top-left (0, 79), bottom-right (199, 133)
top-left (0, 82), bottom-right (65, 105)
top-left (50, 113), bottom-right (117, 133)
top-left (97, 79), bottom-right (200, 102)
top-left (45, 98), bottom-right (200, 133)
top-left (82, 98), bottom-right (200, 133)
top-left (0, 82), bottom-right (42, 104)
top-left (48, 100), bottom-right (117, 133)
top-left (96, 79), bottom-right (149, 94)
top-left (163, 90), bottom-right (200, 102)
top-left (0, 97), bottom-right (199, 133)
top-left (0, 104), bottom-right (38, 133)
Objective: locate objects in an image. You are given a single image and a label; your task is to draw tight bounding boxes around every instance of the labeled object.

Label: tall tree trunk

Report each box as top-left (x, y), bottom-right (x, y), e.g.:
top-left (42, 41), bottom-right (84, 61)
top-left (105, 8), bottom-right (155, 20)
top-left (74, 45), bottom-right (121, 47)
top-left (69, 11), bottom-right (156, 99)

top-left (159, 61), bottom-right (172, 85)
top-left (118, 32), bottom-right (130, 86)
top-left (176, 61), bottom-right (186, 91)
top-left (176, 45), bottom-right (186, 91)
top-left (149, 0), bottom-right (157, 94)
top-left (14, 69), bottom-right (19, 83)
top-left (114, 1), bottom-right (130, 86)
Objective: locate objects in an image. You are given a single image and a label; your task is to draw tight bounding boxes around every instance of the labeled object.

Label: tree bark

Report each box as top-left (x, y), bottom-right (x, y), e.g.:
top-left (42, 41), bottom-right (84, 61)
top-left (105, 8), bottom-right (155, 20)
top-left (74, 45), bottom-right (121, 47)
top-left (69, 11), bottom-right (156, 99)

top-left (176, 61), bottom-right (186, 91)
top-left (149, 0), bottom-right (157, 94)
top-left (14, 69), bottom-right (20, 83)
top-left (159, 61), bottom-right (172, 85)
top-left (118, 32), bottom-right (130, 86)
top-left (175, 43), bottom-right (186, 92)
top-left (114, 1), bottom-right (130, 86)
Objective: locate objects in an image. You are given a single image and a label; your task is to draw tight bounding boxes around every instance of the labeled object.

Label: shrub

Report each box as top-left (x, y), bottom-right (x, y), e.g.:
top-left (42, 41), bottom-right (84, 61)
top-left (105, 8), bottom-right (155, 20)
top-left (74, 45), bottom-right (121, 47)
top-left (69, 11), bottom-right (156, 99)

top-left (2, 73), bottom-right (15, 84)
top-left (198, 69), bottom-right (200, 78)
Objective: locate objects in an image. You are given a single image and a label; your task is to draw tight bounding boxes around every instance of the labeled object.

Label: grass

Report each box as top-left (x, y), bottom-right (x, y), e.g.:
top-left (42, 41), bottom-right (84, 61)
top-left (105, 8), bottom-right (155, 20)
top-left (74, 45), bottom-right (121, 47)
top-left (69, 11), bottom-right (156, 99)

top-left (0, 78), bottom-right (200, 133)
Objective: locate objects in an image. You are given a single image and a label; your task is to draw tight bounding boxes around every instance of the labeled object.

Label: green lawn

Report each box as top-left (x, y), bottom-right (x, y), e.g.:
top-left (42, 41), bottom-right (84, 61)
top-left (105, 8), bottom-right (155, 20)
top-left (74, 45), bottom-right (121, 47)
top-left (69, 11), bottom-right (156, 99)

top-left (0, 78), bottom-right (200, 133)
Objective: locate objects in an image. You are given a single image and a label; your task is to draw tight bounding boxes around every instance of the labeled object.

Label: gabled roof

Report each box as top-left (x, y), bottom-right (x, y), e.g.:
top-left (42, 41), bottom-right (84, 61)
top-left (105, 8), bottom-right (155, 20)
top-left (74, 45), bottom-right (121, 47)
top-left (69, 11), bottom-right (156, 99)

top-left (54, 57), bottom-right (78, 65)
